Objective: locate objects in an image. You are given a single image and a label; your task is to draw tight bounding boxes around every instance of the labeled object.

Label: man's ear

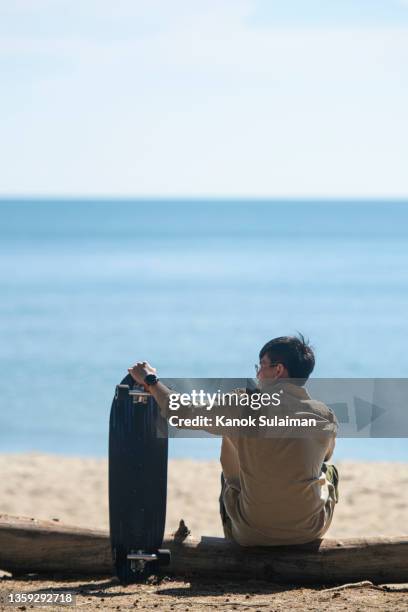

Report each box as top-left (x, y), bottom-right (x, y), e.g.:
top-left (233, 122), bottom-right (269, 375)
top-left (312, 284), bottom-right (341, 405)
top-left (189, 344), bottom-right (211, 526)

top-left (277, 364), bottom-right (287, 378)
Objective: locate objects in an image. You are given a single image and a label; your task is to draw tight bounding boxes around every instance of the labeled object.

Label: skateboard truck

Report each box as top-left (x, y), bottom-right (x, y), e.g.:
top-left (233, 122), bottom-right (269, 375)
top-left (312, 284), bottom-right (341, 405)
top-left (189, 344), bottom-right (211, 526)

top-left (129, 389), bottom-right (150, 404)
top-left (127, 549), bottom-right (171, 572)
top-left (115, 385), bottom-right (150, 404)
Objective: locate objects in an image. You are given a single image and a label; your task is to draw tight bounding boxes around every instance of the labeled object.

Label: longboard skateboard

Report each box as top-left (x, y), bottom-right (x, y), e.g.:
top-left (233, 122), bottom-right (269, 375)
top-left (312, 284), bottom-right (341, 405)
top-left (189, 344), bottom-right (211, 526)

top-left (109, 373), bottom-right (170, 583)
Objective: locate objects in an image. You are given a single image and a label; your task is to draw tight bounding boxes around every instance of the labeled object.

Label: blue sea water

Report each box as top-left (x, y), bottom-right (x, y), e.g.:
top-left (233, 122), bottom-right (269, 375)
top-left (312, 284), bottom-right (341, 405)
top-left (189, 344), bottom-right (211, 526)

top-left (0, 199), bottom-right (407, 461)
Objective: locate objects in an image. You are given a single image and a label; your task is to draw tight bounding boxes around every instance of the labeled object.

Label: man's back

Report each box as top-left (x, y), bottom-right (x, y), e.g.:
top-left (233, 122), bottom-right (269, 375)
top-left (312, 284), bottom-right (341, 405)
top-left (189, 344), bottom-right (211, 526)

top-left (220, 383), bottom-right (338, 545)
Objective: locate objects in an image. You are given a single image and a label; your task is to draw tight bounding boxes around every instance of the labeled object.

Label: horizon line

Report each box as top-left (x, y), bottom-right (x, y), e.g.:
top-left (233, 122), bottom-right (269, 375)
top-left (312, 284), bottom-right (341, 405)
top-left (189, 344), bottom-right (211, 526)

top-left (1, 195), bottom-right (408, 203)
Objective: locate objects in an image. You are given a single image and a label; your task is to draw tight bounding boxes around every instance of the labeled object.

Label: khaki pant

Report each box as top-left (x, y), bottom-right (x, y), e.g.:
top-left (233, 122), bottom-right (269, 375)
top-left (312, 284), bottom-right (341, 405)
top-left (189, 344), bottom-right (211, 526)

top-left (219, 463), bottom-right (340, 541)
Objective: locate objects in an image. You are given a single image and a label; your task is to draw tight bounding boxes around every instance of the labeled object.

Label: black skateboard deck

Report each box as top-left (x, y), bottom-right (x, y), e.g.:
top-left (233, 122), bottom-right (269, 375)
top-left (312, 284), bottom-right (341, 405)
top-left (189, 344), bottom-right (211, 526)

top-left (109, 373), bottom-right (170, 583)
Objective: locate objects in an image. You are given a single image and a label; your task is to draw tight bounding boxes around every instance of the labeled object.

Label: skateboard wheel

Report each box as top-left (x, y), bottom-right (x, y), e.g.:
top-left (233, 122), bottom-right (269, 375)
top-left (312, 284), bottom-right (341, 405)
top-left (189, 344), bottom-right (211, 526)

top-left (115, 384), bottom-right (129, 400)
top-left (157, 549), bottom-right (171, 566)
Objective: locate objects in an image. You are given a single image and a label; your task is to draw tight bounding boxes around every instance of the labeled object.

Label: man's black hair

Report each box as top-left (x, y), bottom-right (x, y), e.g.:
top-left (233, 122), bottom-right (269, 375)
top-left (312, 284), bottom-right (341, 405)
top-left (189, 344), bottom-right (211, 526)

top-left (259, 333), bottom-right (315, 384)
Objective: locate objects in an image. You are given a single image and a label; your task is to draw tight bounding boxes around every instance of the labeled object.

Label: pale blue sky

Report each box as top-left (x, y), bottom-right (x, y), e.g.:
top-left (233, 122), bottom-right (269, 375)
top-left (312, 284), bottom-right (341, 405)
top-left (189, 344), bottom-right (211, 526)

top-left (250, 0), bottom-right (408, 26)
top-left (1, 0), bottom-right (407, 197)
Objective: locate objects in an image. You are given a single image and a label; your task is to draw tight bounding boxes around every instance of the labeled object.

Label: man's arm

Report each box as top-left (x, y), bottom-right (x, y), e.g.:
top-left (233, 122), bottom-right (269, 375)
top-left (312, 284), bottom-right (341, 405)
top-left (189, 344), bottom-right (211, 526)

top-left (128, 362), bottom-right (183, 417)
top-left (127, 361), bottom-right (243, 435)
top-left (127, 361), bottom-right (221, 434)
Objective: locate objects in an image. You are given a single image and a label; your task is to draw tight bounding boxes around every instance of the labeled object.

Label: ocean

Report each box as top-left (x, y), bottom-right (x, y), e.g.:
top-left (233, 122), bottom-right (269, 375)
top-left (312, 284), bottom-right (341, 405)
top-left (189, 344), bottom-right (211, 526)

top-left (0, 199), bottom-right (407, 461)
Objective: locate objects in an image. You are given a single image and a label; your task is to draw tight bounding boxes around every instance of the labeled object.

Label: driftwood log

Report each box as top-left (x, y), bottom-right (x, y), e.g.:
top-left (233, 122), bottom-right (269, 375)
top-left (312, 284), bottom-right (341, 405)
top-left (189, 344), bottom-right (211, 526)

top-left (0, 514), bottom-right (407, 584)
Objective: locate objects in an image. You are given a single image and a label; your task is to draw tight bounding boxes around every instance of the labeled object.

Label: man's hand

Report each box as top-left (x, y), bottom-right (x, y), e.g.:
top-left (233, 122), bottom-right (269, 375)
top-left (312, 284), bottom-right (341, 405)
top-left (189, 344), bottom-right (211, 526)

top-left (128, 361), bottom-right (157, 385)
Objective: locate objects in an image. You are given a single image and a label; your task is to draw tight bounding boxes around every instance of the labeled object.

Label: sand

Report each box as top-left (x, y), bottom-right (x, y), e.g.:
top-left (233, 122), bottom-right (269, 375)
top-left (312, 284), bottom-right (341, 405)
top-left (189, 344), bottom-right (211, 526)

top-left (0, 453), bottom-right (407, 610)
top-left (0, 453), bottom-right (407, 538)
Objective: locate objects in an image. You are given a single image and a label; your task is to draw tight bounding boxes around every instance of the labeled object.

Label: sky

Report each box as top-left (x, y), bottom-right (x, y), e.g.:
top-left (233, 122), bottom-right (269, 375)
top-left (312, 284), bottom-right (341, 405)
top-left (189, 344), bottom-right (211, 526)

top-left (1, 0), bottom-right (408, 198)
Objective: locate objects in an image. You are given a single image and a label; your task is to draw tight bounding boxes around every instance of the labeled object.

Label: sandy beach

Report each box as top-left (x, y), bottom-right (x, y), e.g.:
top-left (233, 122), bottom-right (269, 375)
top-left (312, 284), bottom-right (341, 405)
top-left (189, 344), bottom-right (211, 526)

top-left (0, 453), bottom-right (407, 539)
top-left (0, 453), bottom-right (407, 610)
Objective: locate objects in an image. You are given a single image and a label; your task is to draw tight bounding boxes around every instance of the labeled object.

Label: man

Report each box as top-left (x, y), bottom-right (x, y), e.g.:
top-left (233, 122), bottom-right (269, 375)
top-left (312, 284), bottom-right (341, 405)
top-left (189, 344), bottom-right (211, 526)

top-left (128, 334), bottom-right (339, 546)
